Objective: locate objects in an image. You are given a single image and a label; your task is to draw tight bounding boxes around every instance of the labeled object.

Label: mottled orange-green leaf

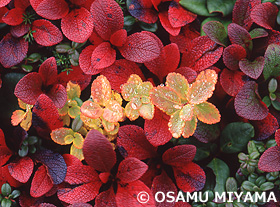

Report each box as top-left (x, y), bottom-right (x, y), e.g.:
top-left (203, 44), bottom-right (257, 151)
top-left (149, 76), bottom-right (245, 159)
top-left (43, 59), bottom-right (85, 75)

top-left (139, 103), bottom-right (154, 120)
top-left (51, 128), bottom-right (74, 145)
top-left (20, 109), bottom-right (32, 131)
top-left (194, 102), bottom-right (221, 124)
top-left (81, 100), bottom-right (103, 119)
top-left (187, 70), bottom-right (217, 104)
top-left (138, 82), bottom-right (153, 97)
top-left (64, 134), bottom-right (74, 144)
top-left (73, 132), bottom-right (84, 149)
top-left (121, 82), bottom-right (138, 101)
top-left (112, 90), bottom-right (123, 106)
top-left (67, 81), bottom-right (81, 100)
top-left (105, 122), bottom-right (120, 136)
top-left (68, 105), bottom-right (81, 119)
top-left (127, 74), bottom-right (143, 85)
top-left (141, 96), bottom-right (150, 104)
top-left (61, 114), bottom-right (71, 126)
top-left (182, 116), bottom-right (197, 138)
top-left (103, 100), bottom-right (123, 123)
top-left (11, 110), bottom-right (25, 126)
top-left (125, 102), bottom-right (140, 121)
top-left (150, 86), bottom-right (182, 115)
top-left (179, 104), bottom-right (194, 121)
top-left (70, 144), bottom-right (84, 161)
top-left (59, 104), bottom-right (69, 116)
top-left (18, 99), bottom-right (27, 110)
top-left (168, 110), bottom-right (185, 138)
top-left (102, 117), bottom-right (116, 132)
top-left (166, 73), bottom-right (189, 100)
top-left (80, 114), bottom-right (102, 129)
top-left (91, 75), bottom-right (111, 106)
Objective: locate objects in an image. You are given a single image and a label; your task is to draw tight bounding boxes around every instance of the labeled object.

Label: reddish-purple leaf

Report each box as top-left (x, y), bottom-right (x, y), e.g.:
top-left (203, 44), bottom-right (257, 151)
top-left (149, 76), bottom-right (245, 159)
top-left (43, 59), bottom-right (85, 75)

top-left (162, 145), bottom-right (196, 167)
top-left (45, 84), bottom-right (67, 109)
top-left (2, 8), bottom-right (24, 26)
top-left (251, 2), bottom-right (278, 30)
top-left (175, 67), bottom-right (197, 83)
top-left (61, 8), bottom-right (93, 43)
top-left (110, 29), bottom-right (127, 47)
top-left (144, 108), bottom-right (172, 147)
top-left (8, 157), bottom-right (33, 183)
top-left (116, 180), bottom-right (155, 207)
top-left (239, 56), bottom-right (264, 79)
top-left (119, 31), bottom-right (162, 63)
top-left (202, 21), bottom-right (228, 47)
top-left (194, 121), bottom-right (220, 143)
top-left (276, 129), bottom-right (280, 147)
top-left (38, 203), bottom-right (56, 207)
top-left (95, 187), bottom-right (117, 207)
top-left (251, 113), bottom-right (279, 140)
top-left (10, 23), bottom-right (30, 38)
top-left (159, 11), bottom-right (181, 36)
top-left (32, 19), bottom-right (63, 46)
top-left (14, 0), bottom-right (30, 10)
top-left (145, 43), bottom-right (180, 82)
top-left (180, 36), bottom-right (223, 72)
top-left (228, 23), bottom-right (252, 49)
top-left (232, 0), bottom-right (261, 30)
top-left (234, 81), bottom-right (268, 120)
top-left (173, 162), bottom-right (206, 192)
top-left (30, 165), bottom-right (53, 198)
top-left (117, 157), bottom-right (148, 183)
top-left (258, 146), bottom-right (280, 172)
top-left (83, 129), bottom-right (116, 172)
top-left (128, 0), bottom-right (158, 24)
top-left (38, 57), bottom-right (58, 86)
top-left (91, 42), bottom-right (116, 70)
top-left (117, 125), bottom-right (157, 160)
top-left (249, 28), bottom-right (268, 39)
top-left (30, 0), bottom-right (69, 20)
top-left (223, 44), bottom-right (247, 70)
top-left (69, 203), bottom-right (93, 207)
top-left (0, 33), bottom-right (28, 68)
top-left (91, 0), bottom-right (124, 40)
top-left (168, 2), bottom-right (196, 28)
top-left (100, 59), bottom-right (145, 93)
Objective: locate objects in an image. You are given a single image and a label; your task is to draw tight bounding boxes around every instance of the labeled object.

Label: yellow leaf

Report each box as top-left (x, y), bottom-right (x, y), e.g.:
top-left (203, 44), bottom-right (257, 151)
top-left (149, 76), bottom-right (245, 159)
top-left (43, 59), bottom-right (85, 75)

top-left (20, 110), bottom-right (32, 131)
top-left (66, 81), bottom-right (81, 100)
top-left (73, 133), bottom-right (84, 149)
top-left (61, 114), bottom-right (71, 126)
top-left (194, 102), bottom-right (221, 124)
top-left (138, 82), bottom-right (153, 97)
top-left (68, 105), bottom-right (81, 119)
top-left (64, 134), bottom-right (74, 144)
top-left (182, 116), bottom-right (197, 138)
top-left (125, 102), bottom-right (140, 121)
top-left (70, 145), bottom-right (84, 161)
top-left (11, 110), bottom-right (25, 126)
top-left (166, 73), bottom-right (189, 100)
top-left (150, 86), bottom-right (182, 115)
top-left (141, 96), bottom-right (150, 104)
top-left (102, 117), bottom-right (116, 132)
top-left (80, 114), bottom-right (102, 129)
top-left (18, 99), bottom-right (27, 110)
top-left (51, 128), bottom-right (74, 145)
top-left (112, 90), bottom-right (123, 105)
top-left (168, 110), bottom-right (185, 138)
top-left (187, 69), bottom-right (217, 105)
top-left (139, 103), bottom-right (154, 120)
top-left (179, 104), bottom-right (194, 121)
top-left (121, 82), bottom-right (138, 101)
top-left (80, 100), bottom-right (103, 119)
top-left (103, 100), bottom-right (123, 123)
top-left (91, 75), bottom-right (111, 106)
top-left (58, 104), bottom-right (69, 116)
top-left (127, 74), bottom-right (143, 85)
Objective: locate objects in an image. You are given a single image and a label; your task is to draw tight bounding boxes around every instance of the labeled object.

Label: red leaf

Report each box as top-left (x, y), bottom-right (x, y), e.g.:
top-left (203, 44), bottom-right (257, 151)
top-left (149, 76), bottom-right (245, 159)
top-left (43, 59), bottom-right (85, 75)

top-left (32, 19), bottom-right (63, 46)
top-left (232, 0), bottom-right (261, 30)
top-left (258, 146), bottom-right (280, 172)
top-left (30, 0), bottom-right (69, 20)
top-left (220, 69), bottom-right (247, 96)
top-left (144, 108), bottom-right (172, 147)
top-left (239, 56), bottom-right (265, 79)
top-left (100, 59), bottom-right (145, 93)
top-left (8, 157), bottom-right (33, 183)
top-left (19, 192), bottom-right (43, 207)
top-left (119, 31), bottom-right (162, 63)
top-left (0, 7), bottom-right (8, 23)
top-left (151, 171), bottom-right (177, 207)
top-left (162, 145), bottom-right (196, 167)
top-left (227, 23), bottom-right (252, 49)
top-left (128, 0), bottom-right (158, 24)
top-left (38, 203), bottom-right (56, 207)
top-left (173, 162), bottom-right (206, 192)
top-left (61, 8), bottom-right (93, 43)
top-left (38, 57), bottom-right (58, 86)
top-left (251, 2), bottom-right (278, 30)
top-left (117, 125), bottom-right (157, 160)
top-left (251, 113), bottom-right (279, 140)
top-left (91, 42), bottom-right (116, 70)
top-left (223, 44), bottom-right (247, 70)
top-left (91, 0), bottom-right (123, 41)
top-left (14, 73), bottom-right (43, 105)
top-left (234, 81), bottom-right (268, 120)
top-left (0, 128), bottom-right (6, 147)
top-left (46, 84), bottom-right (67, 109)
top-left (95, 187), bottom-right (117, 207)
top-left (57, 66), bottom-right (92, 91)
top-left (180, 36), bottom-right (223, 72)
top-left (63, 154), bottom-right (83, 167)
top-left (88, 29), bottom-right (104, 45)
top-left (170, 24), bottom-right (200, 53)
top-left (110, 29), bottom-right (127, 47)
top-left (34, 149), bottom-right (67, 184)
top-left (276, 129), bottom-right (280, 147)
top-left (30, 165), bottom-right (53, 198)
top-left (175, 67), bottom-right (197, 83)
top-left (10, 23), bottom-right (30, 38)
top-left (117, 157), bottom-right (148, 183)
top-left (0, 0), bottom-right (11, 7)
top-left (116, 180), bottom-right (155, 206)
top-left (79, 45), bottom-right (97, 75)
top-left (159, 10), bottom-right (181, 36)
top-left (0, 33), bottom-right (28, 68)
top-left (65, 165), bottom-right (99, 185)
top-left (0, 146), bottom-right (12, 167)
top-left (2, 8), bottom-right (24, 26)
top-left (14, 0), bottom-right (30, 10)
top-left (69, 0), bottom-right (87, 5)
top-left (145, 43), bottom-right (180, 82)
top-left (168, 2), bottom-right (196, 28)
top-left (83, 129), bottom-right (116, 172)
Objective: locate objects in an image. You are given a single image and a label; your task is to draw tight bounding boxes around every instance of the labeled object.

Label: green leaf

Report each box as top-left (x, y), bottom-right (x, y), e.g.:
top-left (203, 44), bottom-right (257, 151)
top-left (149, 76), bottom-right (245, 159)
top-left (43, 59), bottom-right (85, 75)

top-left (9, 190), bottom-right (20, 199)
top-left (202, 21), bottom-right (228, 47)
top-left (249, 28), bottom-right (268, 39)
top-left (124, 16), bottom-right (136, 32)
top-left (220, 122), bottom-right (255, 153)
top-left (1, 199), bottom-right (12, 207)
top-left (272, 98), bottom-right (280, 111)
top-left (263, 44), bottom-right (280, 80)
top-left (139, 21), bottom-right (158, 32)
top-left (262, 96), bottom-right (271, 108)
top-left (201, 17), bottom-right (231, 36)
top-left (180, 0), bottom-right (216, 16)
top-left (207, 0), bottom-right (236, 16)
top-left (226, 177), bottom-right (238, 192)
top-left (207, 158), bottom-right (230, 194)
top-left (268, 78), bottom-right (278, 93)
top-left (1, 183), bottom-right (11, 196)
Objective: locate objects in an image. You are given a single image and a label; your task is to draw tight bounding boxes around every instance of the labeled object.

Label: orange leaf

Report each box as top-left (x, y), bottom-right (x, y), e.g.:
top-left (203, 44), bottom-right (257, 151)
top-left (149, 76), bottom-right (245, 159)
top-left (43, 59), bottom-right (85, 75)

top-left (51, 128), bottom-right (74, 145)
top-left (11, 110), bottom-right (25, 126)
top-left (103, 100), bottom-right (123, 123)
top-left (81, 100), bottom-right (103, 119)
top-left (194, 102), bottom-right (221, 124)
top-left (91, 75), bottom-right (111, 106)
